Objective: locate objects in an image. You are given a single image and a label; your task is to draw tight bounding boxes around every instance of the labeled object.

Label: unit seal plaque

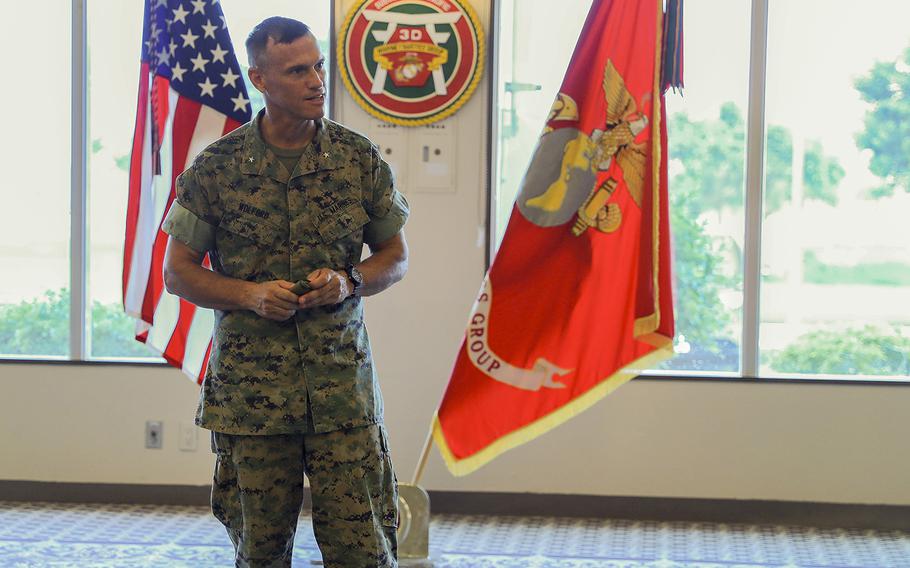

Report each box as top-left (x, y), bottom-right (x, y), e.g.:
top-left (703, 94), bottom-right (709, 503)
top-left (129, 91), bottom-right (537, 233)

top-left (338, 0), bottom-right (485, 126)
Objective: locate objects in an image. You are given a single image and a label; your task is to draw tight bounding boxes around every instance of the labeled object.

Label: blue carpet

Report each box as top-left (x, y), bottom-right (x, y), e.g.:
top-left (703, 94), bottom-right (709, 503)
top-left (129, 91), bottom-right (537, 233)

top-left (1, 502), bottom-right (908, 567)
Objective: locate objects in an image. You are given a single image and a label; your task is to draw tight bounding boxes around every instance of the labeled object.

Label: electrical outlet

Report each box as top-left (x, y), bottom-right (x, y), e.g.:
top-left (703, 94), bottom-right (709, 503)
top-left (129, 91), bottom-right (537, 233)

top-left (145, 421), bottom-right (163, 449)
top-left (178, 421), bottom-right (198, 452)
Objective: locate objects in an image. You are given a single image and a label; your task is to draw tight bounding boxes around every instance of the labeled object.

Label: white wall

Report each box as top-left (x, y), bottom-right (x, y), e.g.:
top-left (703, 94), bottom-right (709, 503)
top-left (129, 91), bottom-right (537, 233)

top-left (0, 364), bottom-right (212, 485)
top-left (3, 361), bottom-right (910, 505)
top-left (3, 0), bottom-right (910, 506)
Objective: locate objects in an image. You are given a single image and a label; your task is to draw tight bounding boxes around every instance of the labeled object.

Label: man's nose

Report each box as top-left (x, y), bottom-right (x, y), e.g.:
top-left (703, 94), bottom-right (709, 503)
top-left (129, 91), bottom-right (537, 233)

top-left (306, 70), bottom-right (324, 89)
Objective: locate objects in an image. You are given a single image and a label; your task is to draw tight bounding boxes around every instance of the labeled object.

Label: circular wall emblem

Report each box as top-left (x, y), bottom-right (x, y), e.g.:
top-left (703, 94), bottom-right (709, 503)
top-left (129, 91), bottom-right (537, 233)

top-left (338, 0), bottom-right (485, 126)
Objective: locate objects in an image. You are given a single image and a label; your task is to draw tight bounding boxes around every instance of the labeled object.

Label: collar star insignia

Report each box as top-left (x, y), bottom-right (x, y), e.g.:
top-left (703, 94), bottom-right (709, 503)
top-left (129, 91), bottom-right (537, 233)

top-left (322, 152), bottom-right (329, 159)
top-left (248, 157), bottom-right (255, 163)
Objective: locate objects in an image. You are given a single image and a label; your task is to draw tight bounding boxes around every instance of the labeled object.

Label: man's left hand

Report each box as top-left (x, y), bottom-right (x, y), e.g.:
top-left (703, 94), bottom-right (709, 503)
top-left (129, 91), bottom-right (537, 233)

top-left (297, 268), bottom-right (353, 309)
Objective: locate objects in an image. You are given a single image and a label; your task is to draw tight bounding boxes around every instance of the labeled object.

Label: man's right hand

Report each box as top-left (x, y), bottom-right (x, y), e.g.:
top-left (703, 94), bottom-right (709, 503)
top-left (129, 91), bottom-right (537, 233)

top-left (248, 280), bottom-right (300, 321)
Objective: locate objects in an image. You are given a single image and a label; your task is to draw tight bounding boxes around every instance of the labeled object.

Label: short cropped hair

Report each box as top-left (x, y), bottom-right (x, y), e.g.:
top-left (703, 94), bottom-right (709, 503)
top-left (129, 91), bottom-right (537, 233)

top-left (245, 16), bottom-right (312, 68)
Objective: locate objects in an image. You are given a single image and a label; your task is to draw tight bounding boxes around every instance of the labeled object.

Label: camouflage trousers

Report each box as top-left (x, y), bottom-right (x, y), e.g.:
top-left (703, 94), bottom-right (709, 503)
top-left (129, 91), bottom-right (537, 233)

top-left (210, 423), bottom-right (399, 568)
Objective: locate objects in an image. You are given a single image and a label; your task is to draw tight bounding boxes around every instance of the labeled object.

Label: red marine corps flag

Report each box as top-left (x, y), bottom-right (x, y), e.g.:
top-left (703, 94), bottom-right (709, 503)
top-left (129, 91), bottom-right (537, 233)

top-left (432, 0), bottom-right (681, 475)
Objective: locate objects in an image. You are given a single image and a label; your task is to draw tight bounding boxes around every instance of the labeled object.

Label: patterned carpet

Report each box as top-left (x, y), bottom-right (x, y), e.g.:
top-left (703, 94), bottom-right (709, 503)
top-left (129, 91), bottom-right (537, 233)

top-left (1, 501), bottom-right (909, 567)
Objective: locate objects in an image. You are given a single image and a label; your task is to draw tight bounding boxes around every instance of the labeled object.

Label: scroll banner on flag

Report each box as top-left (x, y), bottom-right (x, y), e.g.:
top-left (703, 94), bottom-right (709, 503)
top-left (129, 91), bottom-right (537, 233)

top-left (433, 0), bottom-right (676, 476)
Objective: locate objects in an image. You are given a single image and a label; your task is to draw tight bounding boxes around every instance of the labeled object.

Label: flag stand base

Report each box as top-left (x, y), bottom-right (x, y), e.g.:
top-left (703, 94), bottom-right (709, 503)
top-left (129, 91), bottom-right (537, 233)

top-left (397, 483), bottom-right (432, 560)
top-left (396, 423), bottom-right (435, 561)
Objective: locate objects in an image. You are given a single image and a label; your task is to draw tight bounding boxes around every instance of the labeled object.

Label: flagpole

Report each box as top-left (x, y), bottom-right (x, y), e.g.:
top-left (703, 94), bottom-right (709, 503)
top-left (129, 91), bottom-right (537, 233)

top-left (411, 423), bottom-right (435, 485)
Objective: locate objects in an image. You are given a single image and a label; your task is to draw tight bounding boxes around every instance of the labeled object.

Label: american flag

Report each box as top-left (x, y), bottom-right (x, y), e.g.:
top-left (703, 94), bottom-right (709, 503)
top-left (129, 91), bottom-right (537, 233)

top-left (123, 0), bottom-right (252, 383)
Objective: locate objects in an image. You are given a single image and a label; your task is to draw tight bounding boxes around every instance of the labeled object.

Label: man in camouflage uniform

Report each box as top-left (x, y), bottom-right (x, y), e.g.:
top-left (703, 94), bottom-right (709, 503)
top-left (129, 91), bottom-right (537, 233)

top-left (161, 16), bottom-right (408, 568)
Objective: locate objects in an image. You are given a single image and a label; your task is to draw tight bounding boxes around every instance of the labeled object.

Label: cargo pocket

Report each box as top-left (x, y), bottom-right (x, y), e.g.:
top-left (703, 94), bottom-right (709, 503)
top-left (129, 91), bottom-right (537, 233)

top-left (315, 203), bottom-right (370, 267)
top-left (210, 432), bottom-right (241, 538)
top-left (378, 425), bottom-right (400, 530)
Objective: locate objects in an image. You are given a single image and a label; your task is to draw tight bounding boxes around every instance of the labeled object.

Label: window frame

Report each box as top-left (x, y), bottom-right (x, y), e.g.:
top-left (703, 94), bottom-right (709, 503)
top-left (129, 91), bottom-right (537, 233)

top-left (71, 0), bottom-right (87, 361)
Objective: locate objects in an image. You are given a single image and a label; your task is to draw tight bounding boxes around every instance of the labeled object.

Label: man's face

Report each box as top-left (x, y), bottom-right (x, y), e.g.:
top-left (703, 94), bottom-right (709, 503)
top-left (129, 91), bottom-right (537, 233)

top-left (249, 33), bottom-right (326, 120)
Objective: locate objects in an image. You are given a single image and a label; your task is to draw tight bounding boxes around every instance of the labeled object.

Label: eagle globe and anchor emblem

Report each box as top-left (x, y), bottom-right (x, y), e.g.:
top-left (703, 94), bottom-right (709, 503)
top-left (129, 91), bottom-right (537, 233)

top-left (519, 60), bottom-right (651, 237)
top-left (338, 0), bottom-right (484, 126)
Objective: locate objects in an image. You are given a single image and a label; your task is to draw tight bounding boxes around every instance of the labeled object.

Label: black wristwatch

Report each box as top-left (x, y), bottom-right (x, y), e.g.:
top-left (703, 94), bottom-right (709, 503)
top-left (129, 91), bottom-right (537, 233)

top-left (344, 264), bottom-right (364, 295)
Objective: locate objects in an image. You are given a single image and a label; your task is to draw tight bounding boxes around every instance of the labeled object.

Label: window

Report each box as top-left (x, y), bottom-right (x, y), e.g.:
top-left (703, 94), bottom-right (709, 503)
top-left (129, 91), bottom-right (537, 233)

top-left (758, 0), bottom-right (910, 378)
top-left (492, 0), bottom-right (910, 381)
top-left (0, 2), bottom-right (72, 358)
top-left (493, 0), bottom-right (594, 247)
top-left (87, 0), bottom-right (149, 359)
top-left (661, 0), bottom-right (751, 373)
top-left (0, 1), bottom-right (331, 362)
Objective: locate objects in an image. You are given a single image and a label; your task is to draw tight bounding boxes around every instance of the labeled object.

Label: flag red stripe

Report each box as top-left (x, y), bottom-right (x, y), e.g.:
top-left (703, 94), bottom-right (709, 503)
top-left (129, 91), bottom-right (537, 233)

top-left (163, 299), bottom-right (194, 366)
top-left (123, 63), bottom-right (150, 303)
top-left (223, 117), bottom-right (242, 136)
top-left (139, 96), bottom-right (202, 324)
top-left (150, 75), bottom-right (171, 154)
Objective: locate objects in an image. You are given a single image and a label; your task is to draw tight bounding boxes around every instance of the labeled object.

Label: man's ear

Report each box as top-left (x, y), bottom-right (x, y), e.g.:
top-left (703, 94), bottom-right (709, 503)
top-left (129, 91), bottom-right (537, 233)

top-left (248, 66), bottom-right (267, 94)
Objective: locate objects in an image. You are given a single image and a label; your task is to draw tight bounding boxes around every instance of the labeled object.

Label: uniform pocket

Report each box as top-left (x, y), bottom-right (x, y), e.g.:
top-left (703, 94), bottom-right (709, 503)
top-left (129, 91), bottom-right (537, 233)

top-left (316, 203), bottom-right (370, 243)
top-left (378, 425), bottom-right (399, 529)
top-left (209, 432), bottom-right (242, 536)
top-left (210, 431), bottom-right (233, 456)
top-left (215, 213), bottom-right (288, 280)
top-left (219, 212), bottom-right (286, 248)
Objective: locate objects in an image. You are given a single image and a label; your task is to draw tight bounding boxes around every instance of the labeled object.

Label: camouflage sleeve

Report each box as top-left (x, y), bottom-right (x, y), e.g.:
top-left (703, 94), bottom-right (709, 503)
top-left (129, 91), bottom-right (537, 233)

top-left (161, 164), bottom-right (218, 253)
top-left (363, 144), bottom-right (410, 247)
